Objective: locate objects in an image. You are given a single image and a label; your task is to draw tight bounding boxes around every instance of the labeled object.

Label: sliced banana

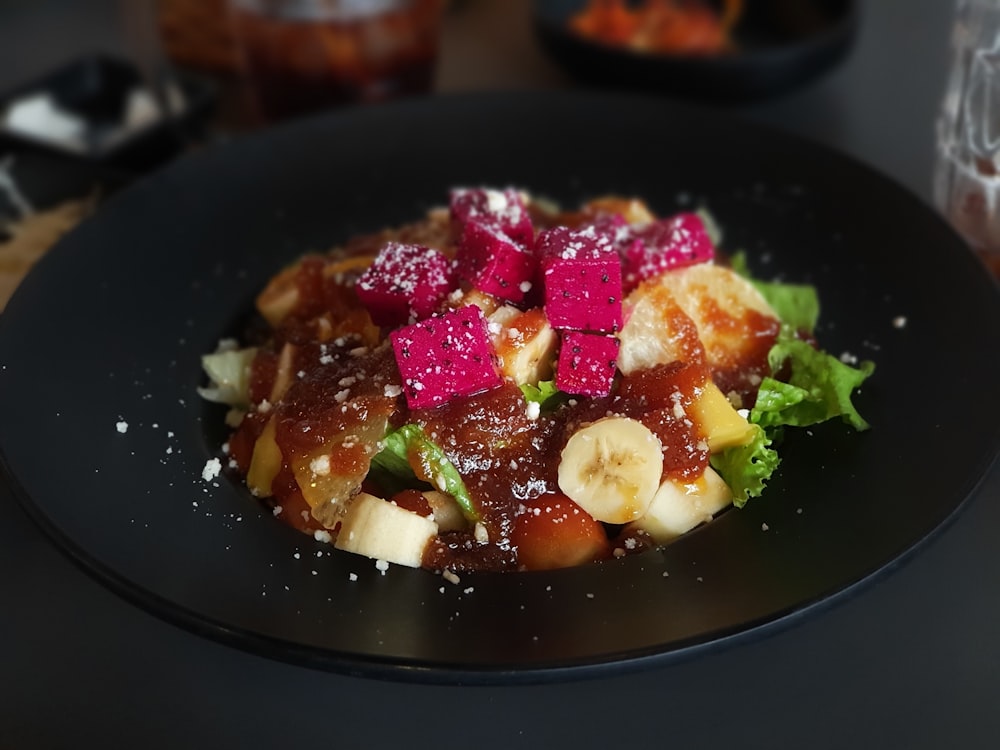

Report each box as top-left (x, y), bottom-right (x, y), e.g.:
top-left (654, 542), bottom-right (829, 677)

top-left (334, 492), bottom-right (438, 568)
top-left (624, 466), bottom-right (733, 544)
top-left (557, 416), bottom-right (663, 524)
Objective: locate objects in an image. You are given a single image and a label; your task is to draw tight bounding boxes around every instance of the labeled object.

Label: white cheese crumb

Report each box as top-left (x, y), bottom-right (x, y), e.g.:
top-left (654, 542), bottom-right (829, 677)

top-left (309, 455), bottom-right (331, 476)
top-left (892, 315), bottom-right (907, 329)
top-left (525, 401), bottom-right (541, 420)
top-left (442, 569), bottom-right (461, 585)
top-left (463, 586), bottom-right (475, 594)
top-left (761, 522), bottom-right (770, 531)
top-left (115, 420), bottom-right (128, 434)
top-left (473, 522), bottom-right (489, 544)
top-left (383, 384), bottom-right (403, 398)
top-left (375, 559), bottom-right (389, 574)
top-left (313, 529), bottom-right (332, 543)
top-left (202, 458), bottom-right (222, 482)
top-left (349, 572), bottom-right (358, 582)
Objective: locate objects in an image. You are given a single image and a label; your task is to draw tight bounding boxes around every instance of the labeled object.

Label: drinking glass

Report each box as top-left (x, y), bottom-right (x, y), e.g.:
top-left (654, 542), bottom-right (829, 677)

top-left (934, 0), bottom-right (1000, 277)
top-left (227, 0), bottom-right (445, 123)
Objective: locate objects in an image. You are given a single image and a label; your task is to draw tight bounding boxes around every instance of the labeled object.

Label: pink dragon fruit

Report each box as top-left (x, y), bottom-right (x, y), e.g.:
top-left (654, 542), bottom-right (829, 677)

top-left (449, 187), bottom-right (535, 247)
top-left (355, 242), bottom-right (457, 327)
top-left (455, 220), bottom-right (537, 304)
top-left (620, 213), bottom-right (715, 293)
top-left (555, 331), bottom-right (620, 397)
top-left (389, 305), bottom-right (502, 409)
top-left (536, 225), bottom-right (623, 333)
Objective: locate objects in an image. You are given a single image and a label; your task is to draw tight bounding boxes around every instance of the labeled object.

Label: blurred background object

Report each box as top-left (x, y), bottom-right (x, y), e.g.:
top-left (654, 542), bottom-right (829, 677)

top-left (533, 0), bottom-right (858, 102)
top-left (934, 0), bottom-right (1000, 277)
top-left (157, 0), bottom-right (446, 126)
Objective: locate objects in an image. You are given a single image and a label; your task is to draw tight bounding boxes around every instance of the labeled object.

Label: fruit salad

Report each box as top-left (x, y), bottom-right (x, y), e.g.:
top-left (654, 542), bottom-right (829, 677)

top-left (199, 187), bottom-right (874, 573)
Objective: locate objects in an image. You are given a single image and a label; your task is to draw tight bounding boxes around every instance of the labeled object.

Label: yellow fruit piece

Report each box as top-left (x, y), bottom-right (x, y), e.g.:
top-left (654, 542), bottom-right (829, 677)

top-left (690, 380), bottom-right (755, 452)
top-left (247, 416), bottom-right (281, 497)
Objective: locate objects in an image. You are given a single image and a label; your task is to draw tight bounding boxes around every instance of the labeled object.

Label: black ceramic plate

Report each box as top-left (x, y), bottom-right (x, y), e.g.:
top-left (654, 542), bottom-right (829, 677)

top-left (0, 92), bottom-right (997, 684)
top-left (534, 0), bottom-right (858, 101)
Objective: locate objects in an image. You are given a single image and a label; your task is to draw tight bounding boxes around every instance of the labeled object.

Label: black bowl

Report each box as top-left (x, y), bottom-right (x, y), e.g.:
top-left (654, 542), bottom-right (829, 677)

top-left (534, 0), bottom-right (859, 102)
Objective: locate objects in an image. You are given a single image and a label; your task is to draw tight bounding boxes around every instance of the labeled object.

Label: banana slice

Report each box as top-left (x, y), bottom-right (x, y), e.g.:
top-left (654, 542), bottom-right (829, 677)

top-left (624, 466), bottom-right (733, 544)
top-left (557, 416), bottom-right (663, 524)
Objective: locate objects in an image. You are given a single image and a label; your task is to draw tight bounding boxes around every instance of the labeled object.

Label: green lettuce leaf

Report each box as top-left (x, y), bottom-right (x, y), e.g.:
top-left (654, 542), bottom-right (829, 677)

top-left (710, 424), bottom-right (781, 507)
top-left (369, 424), bottom-right (478, 521)
top-left (753, 335), bottom-right (875, 431)
top-left (519, 379), bottom-right (568, 412)
top-left (730, 251), bottom-right (819, 333)
top-left (716, 253), bottom-right (874, 508)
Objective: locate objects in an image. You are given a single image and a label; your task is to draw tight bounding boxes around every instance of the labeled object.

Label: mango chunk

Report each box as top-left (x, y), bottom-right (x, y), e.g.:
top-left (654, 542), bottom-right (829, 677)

top-left (690, 380), bottom-right (755, 452)
top-left (247, 416), bottom-right (281, 497)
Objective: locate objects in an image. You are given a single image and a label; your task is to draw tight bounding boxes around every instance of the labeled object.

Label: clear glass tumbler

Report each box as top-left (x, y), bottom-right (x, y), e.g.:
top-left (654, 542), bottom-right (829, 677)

top-left (228, 0), bottom-right (445, 123)
top-left (934, 0), bottom-right (1000, 277)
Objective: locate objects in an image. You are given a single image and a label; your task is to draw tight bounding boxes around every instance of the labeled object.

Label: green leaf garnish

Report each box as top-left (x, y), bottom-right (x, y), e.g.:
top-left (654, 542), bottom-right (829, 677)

top-left (519, 379), bottom-right (568, 412)
top-left (370, 424), bottom-right (479, 522)
top-left (710, 424), bottom-right (781, 507)
top-left (731, 250), bottom-right (819, 333)
top-left (753, 334), bottom-right (875, 432)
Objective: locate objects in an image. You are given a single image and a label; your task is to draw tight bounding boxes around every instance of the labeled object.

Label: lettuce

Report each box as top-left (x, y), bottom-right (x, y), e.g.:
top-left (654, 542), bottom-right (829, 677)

top-left (730, 251), bottom-right (819, 333)
top-left (710, 425), bottom-right (780, 507)
top-left (369, 424), bottom-right (478, 521)
top-left (715, 253), bottom-right (875, 504)
top-left (520, 379), bottom-right (568, 412)
top-left (754, 334), bottom-right (875, 432)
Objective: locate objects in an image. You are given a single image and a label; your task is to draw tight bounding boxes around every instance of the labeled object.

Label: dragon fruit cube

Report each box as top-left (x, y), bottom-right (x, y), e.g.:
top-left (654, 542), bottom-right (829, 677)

top-left (390, 305), bottom-right (502, 409)
top-left (622, 213), bottom-right (715, 293)
top-left (556, 331), bottom-right (619, 397)
top-left (356, 242), bottom-right (457, 327)
top-left (449, 187), bottom-right (535, 247)
top-left (536, 226), bottom-right (623, 333)
top-left (456, 220), bottom-right (537, 304)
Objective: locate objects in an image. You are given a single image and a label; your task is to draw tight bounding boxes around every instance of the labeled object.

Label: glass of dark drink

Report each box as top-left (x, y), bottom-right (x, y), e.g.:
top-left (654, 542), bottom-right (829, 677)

top-left (228, 0), bottom-right (445, 122)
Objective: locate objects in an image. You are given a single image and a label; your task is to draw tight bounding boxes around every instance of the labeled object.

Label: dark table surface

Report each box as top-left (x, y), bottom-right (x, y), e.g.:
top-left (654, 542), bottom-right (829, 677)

top-left (2, 1), bottom-right (999, 748)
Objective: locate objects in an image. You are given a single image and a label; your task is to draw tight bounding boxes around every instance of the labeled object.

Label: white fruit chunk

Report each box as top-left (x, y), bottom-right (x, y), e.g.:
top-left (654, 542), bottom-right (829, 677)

top-left (334, 492), bottom-right (438, 568)
top-left (489, 306), bottom-right (558, 384)
top-left (625, 467), bottom-right (733, 544)
top-left (617, 263), bottom-right (779, 375)
top-left (422, 490), bottom-right (468, 532)
top-left (650, 264), bottom-right (779, 371)
top-left (617, 282), bottom-right (705, 375)
top-left (557, 416), bottom-right (663, 524)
